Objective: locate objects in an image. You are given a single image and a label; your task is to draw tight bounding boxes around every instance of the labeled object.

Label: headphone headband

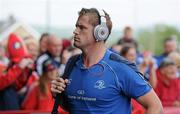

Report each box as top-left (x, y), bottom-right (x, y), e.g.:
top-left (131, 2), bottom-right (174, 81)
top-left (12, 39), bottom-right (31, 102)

top-left (96, 9), bottom-right (106, 24)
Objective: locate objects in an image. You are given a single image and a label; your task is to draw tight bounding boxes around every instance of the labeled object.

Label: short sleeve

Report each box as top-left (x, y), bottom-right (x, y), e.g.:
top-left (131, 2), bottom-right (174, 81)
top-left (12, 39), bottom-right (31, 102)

top-left (117, 64), bottom-right (152, 99)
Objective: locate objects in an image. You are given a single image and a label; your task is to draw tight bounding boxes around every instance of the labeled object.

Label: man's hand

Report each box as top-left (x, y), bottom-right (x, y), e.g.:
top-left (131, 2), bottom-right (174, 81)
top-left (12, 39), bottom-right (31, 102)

top-left (51, 77), bottom-right (69, 96)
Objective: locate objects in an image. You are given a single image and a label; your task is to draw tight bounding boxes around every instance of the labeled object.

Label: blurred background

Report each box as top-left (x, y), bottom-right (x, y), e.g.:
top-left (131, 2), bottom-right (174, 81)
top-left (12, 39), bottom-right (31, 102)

top-left (0, 0), bottom-right (180, 54)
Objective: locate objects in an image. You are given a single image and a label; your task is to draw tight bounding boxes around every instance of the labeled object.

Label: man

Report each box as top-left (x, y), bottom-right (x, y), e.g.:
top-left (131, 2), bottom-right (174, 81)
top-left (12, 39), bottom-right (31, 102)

top-left (155, 37), bottom-right (177, 66)
top-left (0, 33), bottom-right (34, 110)
top-left (150, 58), bottom-right (180, 107)
top-left (36, 35), bottom-right (65, 76)
top-left (117, 26), bottom-right (138, 52)
top-left (51, 8), bottom-right (163, 114)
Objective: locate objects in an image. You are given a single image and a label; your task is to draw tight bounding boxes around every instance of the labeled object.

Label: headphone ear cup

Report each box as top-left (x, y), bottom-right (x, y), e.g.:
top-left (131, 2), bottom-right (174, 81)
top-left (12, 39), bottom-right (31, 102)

top-left (94, 25), bottom-right (109, 41)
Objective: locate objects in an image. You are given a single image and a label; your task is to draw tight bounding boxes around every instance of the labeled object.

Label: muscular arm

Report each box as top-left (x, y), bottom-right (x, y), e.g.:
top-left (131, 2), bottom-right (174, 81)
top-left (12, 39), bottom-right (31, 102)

top-left (136, 89), bottom-right (163, 114)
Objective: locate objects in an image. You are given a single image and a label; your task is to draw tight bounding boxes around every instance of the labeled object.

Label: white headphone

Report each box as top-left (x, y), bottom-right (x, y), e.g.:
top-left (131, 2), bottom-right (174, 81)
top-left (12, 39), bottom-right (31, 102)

top-left (94, 9), bottom-right (109, 41)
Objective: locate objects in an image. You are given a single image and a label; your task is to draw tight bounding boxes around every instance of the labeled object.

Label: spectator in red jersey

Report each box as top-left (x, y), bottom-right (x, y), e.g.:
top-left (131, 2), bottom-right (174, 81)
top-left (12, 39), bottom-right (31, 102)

top-left (0, 33), bottom-right (35, 110)
top-left (150, 58), bottom-right (180, 107)
top-left (22, 59), bottom-right (65, 112)
top-left (0, 58), bottom-right (33, 90)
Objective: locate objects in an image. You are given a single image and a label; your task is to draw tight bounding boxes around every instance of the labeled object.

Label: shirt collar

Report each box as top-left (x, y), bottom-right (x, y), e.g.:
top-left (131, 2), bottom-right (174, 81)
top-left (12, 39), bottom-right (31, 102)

top-left (76, 49), bottom-right (111, 70)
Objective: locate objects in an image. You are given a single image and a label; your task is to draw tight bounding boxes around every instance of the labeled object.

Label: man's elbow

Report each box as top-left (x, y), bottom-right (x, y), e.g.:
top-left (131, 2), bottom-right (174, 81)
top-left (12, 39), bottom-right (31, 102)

top-left (137, 89), bottom-right (164, 114)
top-left (156, 104), bottom-right (163, 114)
top-left (153, 97), bottom-right (163, 114)
top-left (148, 102), bottom-right (163, 114)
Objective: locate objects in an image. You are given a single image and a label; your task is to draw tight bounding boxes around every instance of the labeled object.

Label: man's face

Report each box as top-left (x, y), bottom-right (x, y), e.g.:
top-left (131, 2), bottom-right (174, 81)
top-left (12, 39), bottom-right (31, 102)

top-left (73, 15), bottom-right (95, 50)
top-left (48, 37), bottom-right (62, 57)
top-left (164, 40), bottom-right (176, 54)
top-left (161, 65), bottom-right (177, 80)
top-left (124, 30), bottom-right (133, 39)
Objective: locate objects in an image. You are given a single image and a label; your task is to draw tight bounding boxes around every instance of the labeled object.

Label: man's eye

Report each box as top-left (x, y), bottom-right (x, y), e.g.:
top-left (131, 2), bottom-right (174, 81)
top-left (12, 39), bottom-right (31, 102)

top-left (79, 26), bottom-right (83, 30)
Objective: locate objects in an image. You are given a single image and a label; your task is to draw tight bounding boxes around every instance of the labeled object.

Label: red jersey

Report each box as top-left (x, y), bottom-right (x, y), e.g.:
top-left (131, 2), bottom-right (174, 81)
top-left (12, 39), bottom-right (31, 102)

top-left (21, 83), bottom-right (65, 112)
top-left (0, 65), bottom-right (22, 90)
top-left (155, 70), bottom-right (180, 106)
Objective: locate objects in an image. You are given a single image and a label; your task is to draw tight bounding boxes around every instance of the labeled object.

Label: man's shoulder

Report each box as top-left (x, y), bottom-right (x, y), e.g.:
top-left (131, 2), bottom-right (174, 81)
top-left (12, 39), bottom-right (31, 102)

top-left (105, 51), bottom-right (133, 70)
top-left (106, 50), bottom-right (141, 75)
top-left (36, 53), bottom-right (50, 62)
top-left (108, 51), bottom-right (131, 66)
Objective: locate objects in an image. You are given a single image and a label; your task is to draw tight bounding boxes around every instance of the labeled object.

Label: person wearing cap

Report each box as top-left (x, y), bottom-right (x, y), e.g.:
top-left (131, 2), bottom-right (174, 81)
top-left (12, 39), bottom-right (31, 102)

top-left (0, 58), bottom-right (33, 90)
top-left (0, 33), bottom-right (35, 110)
top-left (21, 59), bottom-right (65, 112)
top-left (51, 8), bottom-right (163, 114)
top-left (150, 58), bottom-right (180, 107)
top-left (7, 33), bottom-right (38, 90)
top-left (0, 33), bottom-right (34, 90)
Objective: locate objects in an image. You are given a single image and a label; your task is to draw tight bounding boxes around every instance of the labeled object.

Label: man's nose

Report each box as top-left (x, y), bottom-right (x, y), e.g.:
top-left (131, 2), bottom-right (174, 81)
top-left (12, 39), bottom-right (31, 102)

top-left (73, 28), bottom-right (79, 35)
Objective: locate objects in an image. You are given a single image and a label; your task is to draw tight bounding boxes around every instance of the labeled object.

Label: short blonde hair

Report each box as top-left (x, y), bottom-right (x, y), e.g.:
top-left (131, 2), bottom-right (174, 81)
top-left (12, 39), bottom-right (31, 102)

top-left (78, 8), bottom-right (112, 35)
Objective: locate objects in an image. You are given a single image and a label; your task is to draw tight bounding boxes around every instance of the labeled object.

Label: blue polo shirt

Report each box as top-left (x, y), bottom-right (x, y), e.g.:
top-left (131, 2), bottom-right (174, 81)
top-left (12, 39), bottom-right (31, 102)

top-left (65, 49), bottom-right (151, 114)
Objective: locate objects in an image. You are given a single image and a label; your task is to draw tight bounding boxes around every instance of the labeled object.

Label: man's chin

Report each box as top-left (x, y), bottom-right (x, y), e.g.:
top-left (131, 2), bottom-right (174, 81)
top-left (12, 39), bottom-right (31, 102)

top-left (74, 43), bottom-right (80, 48)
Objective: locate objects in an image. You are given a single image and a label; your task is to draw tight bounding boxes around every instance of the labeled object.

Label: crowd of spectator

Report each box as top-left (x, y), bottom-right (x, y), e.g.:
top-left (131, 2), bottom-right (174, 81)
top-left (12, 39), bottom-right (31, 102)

top-left (0, 26), bottom-right (180, 113)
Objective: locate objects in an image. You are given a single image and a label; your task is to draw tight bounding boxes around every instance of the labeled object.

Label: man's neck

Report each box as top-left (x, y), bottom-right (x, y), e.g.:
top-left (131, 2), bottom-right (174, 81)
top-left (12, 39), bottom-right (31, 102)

top-left (82, 43), bottom-right (107, 68)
